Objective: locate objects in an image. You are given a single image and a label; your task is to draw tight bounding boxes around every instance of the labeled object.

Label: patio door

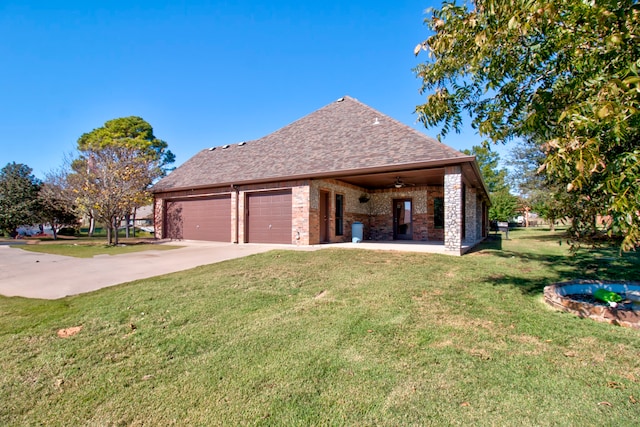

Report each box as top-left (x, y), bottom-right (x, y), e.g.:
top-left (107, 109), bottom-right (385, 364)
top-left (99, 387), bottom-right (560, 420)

top-left (319, 190), bottom-right (330, 243)
top-left (393, 199), bottom-right (412, 240)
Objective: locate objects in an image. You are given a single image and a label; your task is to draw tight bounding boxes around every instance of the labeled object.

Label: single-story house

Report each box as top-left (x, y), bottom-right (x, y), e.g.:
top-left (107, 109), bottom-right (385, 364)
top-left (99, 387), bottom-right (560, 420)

top-left (132, 205), bottom-right (154, 227)
top-left (152, 96), bottom-right (490, 255)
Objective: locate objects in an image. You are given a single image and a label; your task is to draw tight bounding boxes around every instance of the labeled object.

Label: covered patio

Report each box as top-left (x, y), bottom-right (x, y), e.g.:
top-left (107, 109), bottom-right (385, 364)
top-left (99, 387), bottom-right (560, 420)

top-left (307, 159), bottom-right (490, 255)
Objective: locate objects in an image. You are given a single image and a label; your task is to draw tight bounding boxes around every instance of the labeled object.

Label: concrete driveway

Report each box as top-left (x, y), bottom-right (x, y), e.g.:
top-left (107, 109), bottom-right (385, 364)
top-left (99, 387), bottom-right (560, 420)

top-left (0, 242), bottom-right (305, 300)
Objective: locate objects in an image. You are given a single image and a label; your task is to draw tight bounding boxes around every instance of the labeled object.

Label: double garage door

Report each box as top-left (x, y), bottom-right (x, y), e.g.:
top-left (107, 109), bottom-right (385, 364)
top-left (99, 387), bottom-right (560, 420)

top-left (164, 190), bottom-right (292, 244)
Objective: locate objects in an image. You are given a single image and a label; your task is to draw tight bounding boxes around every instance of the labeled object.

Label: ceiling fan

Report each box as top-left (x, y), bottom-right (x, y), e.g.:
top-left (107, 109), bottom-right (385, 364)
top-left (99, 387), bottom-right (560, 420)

top-left (391, 176), bottom-right (415, 188)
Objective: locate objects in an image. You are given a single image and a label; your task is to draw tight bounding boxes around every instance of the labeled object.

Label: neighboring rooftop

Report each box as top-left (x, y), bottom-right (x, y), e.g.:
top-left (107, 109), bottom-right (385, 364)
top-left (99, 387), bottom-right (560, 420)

top-left (153, 96), bottom-right (469, 192)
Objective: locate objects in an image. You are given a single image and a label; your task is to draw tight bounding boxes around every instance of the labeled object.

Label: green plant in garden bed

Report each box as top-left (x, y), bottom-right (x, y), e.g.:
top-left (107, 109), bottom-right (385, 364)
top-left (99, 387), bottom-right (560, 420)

top-left (1, 229), bottom-right (639, 425)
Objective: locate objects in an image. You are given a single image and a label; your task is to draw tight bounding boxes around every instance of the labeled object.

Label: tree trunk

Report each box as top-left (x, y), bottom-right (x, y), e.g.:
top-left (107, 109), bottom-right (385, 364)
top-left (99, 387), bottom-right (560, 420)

top-left (113, 217), bottom-right (119, 245)
top-left (125, 213), bottom-right (131, 238)
top-left (106, 222), bottom-right (112, 245)
top-left (132, 208), bottom-right (137, 238)
top-left (89, 214), bottom-right (95, 237)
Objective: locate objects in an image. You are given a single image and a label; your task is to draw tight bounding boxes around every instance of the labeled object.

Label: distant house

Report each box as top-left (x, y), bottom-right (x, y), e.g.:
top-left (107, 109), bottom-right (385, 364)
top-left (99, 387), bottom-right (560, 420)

top-left (152, 96), bottom-right (490, 254)
top-left (132, 205), bottom-right (154, 227)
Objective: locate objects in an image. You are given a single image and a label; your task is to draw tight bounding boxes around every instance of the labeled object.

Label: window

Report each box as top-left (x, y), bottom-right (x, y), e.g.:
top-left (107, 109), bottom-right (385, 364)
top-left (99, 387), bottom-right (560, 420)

top-left (434, 197), bottom-right (444, 229)
top-left (335, 194), bottom-right (344, 235)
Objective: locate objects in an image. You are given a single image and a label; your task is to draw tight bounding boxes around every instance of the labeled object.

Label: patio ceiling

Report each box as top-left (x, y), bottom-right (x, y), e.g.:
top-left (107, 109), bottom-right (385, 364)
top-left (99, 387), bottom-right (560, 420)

top-left (338, 168), bottom-right (445, 190)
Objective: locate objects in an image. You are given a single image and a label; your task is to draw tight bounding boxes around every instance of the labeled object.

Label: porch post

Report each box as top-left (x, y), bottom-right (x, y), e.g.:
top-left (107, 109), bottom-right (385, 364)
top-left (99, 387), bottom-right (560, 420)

top-left (464, 186), bottom-right (477, 245)
top-left (476, 195), bottom-right (483, 241)
top-left (444, 166), bottom-right (462, 254)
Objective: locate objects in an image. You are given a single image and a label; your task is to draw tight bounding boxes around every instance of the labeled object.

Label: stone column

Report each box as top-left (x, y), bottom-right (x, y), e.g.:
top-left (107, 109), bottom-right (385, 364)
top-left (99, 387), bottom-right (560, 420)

top-left (444, 166), bottom-right (462, 253)
top-left (465, 186), bottom-right (477, 244)
top-left (476, 196), bottom-right (483, 241)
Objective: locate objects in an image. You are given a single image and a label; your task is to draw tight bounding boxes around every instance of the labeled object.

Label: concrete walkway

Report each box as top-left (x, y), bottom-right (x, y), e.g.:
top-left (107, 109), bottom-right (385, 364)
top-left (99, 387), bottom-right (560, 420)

top-left (0, 242), bottom-right (311, 300)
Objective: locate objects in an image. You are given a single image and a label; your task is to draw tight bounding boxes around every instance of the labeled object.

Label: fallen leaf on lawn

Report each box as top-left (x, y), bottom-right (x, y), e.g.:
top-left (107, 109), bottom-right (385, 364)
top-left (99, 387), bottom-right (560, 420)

top-left (630, 395), bottom-right (638, 404)
top-left (597, 401), bottom-right (612, 407)
top-left (129, 323), bottom-right (137, 330)
top-left (142, 375), bottom-right (154, 381)
top-left (607, 381), bottom-right (624, 389)
top-left (57, 326), bottom-right (83, 338)
top-left (460, 402), bottom-right (471, 407)
top-left (563, 351), bottom-right (576, 357)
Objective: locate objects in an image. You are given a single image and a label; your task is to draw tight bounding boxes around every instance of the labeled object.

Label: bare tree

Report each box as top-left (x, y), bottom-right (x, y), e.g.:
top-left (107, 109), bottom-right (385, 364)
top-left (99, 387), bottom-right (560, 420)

top-left (68, 145), bottom-right (160, 244)
top-left (39, 168), bottom-right (80, 239)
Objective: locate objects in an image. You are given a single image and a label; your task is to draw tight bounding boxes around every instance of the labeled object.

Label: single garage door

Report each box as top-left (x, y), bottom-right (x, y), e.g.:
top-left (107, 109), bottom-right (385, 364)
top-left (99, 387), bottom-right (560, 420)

top-left (165, 196), bottom-right (231, 241)
top-left (246, 190), bottom-right (292, 244)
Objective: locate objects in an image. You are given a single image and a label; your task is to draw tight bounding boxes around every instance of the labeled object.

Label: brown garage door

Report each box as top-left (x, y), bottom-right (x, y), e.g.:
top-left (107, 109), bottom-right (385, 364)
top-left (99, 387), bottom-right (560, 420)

top-left (165, 196), bottom-right (231, 241)
top-left (246, 190), bottom-right (292, 244)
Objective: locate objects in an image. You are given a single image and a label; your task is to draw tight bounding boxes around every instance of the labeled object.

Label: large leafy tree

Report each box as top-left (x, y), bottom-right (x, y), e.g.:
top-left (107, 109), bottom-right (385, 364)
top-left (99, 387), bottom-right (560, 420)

top-left (489, 189), bottom-right (519, 222)
top-left (415, 0), bottom-right (640, 250)
top-left (507, 140), bottom-right (569, 230)
top-left (77, 116), bottom-right (175, 173)
top-left (69, 117), bottom-right (172, 244)
top-left (462, 145), bottom-right (517, 222)
top-left (0, 162), bottom-right (41, 236)
top-left (462, 145), bottom-right (507, 193)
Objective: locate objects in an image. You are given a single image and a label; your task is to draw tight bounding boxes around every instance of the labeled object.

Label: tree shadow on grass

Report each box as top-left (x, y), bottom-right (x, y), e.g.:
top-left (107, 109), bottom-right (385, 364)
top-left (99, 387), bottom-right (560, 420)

top-left (514, 232), bottom-right (569, 242)
top-left (468, 234), bottom-right (502, 253)
top-left (483, 245), bottom-right (640, 296)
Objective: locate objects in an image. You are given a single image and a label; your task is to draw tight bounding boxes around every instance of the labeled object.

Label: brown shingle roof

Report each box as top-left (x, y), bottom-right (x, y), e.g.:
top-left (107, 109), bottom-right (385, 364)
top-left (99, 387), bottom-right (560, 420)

top-left (153, 96), bottom-right (468, 192)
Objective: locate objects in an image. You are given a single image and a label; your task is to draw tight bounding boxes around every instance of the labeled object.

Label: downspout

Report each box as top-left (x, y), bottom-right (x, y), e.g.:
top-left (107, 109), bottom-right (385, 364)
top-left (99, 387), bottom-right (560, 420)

top-left (232, 184), bottom-right (239, 243)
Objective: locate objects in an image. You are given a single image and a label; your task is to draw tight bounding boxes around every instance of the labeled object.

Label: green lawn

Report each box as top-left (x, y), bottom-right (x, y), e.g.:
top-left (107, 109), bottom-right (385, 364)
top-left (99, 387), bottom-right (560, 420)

top-left (1, 228), bottom-right (639, 426)
top-left (12, 241), bottom-right (182, 258)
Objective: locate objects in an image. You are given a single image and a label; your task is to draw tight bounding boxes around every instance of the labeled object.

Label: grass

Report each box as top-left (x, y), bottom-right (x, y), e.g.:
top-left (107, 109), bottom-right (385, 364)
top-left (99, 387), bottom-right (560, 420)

top-left (1, 228), bottom-right (639, 426)
top-left (12, 241), bottom-right (182, 258)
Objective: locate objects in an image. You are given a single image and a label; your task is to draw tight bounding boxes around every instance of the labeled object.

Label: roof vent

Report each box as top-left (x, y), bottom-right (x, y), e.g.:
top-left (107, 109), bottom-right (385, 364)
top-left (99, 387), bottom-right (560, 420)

top-left (222, 144), bottom-right (230, 149)
top-left (238, 141), bottom-right (246, 146)
top-left (337, 97), bottom-right (345, 102)
top-left (208, 147), bottom-right (216, 151)
top-left (373, 118), bottom-right (380, 125)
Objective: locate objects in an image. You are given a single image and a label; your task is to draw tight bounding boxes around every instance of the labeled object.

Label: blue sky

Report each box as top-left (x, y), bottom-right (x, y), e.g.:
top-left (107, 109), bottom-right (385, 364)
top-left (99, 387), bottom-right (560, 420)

top-left (1, 0), bottom-right (503, 179)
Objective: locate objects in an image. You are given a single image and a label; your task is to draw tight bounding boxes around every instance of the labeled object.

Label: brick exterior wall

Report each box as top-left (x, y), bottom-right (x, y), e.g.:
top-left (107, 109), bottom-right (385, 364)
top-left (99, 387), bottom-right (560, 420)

top-left (309, 179), bottom-right (369, 244)
top-left (154, 173), bottom-right (481, 250)
top-left (292, 185), bottom-right (310, 245)
top-left (365, 186), bottom-right (444, 241)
